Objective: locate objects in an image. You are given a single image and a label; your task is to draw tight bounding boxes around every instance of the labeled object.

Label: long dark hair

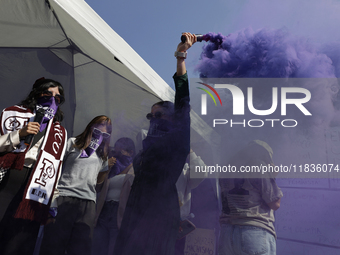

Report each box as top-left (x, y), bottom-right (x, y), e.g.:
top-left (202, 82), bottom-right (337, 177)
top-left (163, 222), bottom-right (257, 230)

top-left (113, 137), bottom-right (136, 158)
top-left (152, 101), bottom-right (175, 116)
top-left (20, 77), bottom-right (65, 122)
top-left (74, 115), bottom-right (112, 160)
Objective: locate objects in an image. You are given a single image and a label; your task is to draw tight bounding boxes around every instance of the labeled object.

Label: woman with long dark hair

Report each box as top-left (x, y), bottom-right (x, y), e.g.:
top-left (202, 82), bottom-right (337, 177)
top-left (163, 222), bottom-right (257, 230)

top-left (40, 115), bottom-right (112, 255)
top-left (0, 77), bottom-right (67, 255)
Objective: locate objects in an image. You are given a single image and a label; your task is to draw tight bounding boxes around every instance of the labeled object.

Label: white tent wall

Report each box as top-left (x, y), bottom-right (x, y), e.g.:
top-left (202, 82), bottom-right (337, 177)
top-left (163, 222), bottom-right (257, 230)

top-left (0, 0), bottom-right (220, 219)
top-left (0, 48), bottom-right (75, 133)
top-left (73, 61), bottom-right (158, 139)
top-left (0, 0), bottom-right (174, 135)
top-left (0, 0), bottom-right (219, 145)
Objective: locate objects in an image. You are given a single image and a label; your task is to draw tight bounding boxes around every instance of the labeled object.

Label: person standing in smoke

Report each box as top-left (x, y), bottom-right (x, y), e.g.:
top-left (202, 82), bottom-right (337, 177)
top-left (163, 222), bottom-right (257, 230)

top-left (0, 78), bottom-right (67, 255)
top-left (113, 33), bottom-right (195, 255)
top-left (175, 148), bottom-right (208, 255)
top-left (39, 115), bottom-right (112, 255)
top-left (135, 129), bottom-right (208, 255)
top-left (92, 137), bottom-right (136, 255)
top-left (218, 140), bottom-right (283, 255)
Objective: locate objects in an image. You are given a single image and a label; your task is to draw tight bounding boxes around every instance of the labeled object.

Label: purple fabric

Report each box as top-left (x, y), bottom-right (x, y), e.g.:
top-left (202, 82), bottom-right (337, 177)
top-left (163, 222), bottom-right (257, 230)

top-left (36, 96), bottom-right (59, 131)
top-left (80, 133), bottom-right (103, 158)
top-left (108, 154), bottom-right (133, 178)
top-left (142, 118), bottom-right (173, 151)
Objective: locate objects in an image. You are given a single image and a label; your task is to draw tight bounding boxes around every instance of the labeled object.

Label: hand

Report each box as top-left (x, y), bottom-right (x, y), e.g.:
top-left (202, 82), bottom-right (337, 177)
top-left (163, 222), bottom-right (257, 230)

top-left (177, 32), bottom-right (197, 53)
top-left (46, 216), bottom-right (56, 225)
top-left (19, 122), bottom-right (40, 138)
top-left (108, 157), bottom-right (117, 169)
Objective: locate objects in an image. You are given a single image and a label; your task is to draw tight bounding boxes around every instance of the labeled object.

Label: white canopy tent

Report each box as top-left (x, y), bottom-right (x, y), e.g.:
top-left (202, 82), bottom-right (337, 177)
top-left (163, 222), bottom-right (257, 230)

top-left (0, 0), bottom-right (220, 215)
top-left (0, 0), bottom-right (218, 148)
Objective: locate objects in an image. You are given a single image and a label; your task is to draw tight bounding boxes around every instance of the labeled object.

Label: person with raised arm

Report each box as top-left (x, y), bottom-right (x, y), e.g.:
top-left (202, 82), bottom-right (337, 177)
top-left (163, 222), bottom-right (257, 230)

top-left (113, 33), bottom-right (196, 255)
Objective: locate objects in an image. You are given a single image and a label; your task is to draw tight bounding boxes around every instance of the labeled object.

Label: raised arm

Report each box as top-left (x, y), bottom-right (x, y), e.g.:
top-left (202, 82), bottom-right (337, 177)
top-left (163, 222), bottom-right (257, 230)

top-left (175, 32), bottom-right (197, 76)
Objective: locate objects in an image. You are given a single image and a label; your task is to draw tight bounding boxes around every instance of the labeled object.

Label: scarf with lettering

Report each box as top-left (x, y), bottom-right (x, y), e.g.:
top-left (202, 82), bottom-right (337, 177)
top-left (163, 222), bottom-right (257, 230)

top-left (0, 105), bottom-right (34, 184)
top-left (0, 105), bottom-right (67, 223)
top-left (80, 133), bottom-right (103, 158)
top-left (36, 96), bottom-right (59, 132)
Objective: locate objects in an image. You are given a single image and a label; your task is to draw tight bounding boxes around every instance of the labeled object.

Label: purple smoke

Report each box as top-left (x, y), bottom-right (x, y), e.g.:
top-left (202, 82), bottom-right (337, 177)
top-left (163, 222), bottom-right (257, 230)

top-left (196, 28), bottom-right (337, 79)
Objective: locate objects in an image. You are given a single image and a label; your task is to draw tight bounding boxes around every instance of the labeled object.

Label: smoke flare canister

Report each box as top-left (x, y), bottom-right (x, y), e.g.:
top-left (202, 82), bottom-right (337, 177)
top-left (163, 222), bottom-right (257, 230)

top-left (181, 34), bottom-right (207, 43)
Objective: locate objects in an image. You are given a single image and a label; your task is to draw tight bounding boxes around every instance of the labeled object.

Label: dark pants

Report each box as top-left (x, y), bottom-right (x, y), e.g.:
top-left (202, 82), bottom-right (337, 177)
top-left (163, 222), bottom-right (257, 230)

top-left (39, 196), bottom-right (96, 255)
top-left (92, 200), bottom-right (119, 255)
top-left (0, 168), bottom-right (40, 255)
top-left (175, 236), bottom-right (186, 255)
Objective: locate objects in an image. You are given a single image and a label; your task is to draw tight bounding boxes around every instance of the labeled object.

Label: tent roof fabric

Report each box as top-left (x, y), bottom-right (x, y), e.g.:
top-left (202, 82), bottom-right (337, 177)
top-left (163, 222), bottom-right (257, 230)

top-left (49, 0), bottom-right (175, 100)
top-left (0, 0), bottom-right (219, 155)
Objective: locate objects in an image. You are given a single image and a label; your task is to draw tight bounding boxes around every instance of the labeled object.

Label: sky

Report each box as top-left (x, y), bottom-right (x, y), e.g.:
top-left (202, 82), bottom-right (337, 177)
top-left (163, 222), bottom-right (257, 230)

top-left (83, 0), bottom-right (248, 88)
top-left (84, 0), bottom-right (340, 89)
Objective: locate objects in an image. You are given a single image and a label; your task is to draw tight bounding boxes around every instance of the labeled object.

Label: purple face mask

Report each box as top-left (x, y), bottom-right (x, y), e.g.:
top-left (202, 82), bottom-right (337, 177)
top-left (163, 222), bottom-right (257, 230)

top-left (36, 96), bottom-right (59, 131)
top-left (142, 118), bottom-right (173, 151)
top-left (80, 131), bottom-right (104, 158)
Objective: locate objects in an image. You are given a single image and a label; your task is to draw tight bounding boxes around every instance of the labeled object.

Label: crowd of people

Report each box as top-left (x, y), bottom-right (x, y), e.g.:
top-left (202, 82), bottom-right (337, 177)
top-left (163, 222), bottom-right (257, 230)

top-left (0, 33), bottom-right (282, 255)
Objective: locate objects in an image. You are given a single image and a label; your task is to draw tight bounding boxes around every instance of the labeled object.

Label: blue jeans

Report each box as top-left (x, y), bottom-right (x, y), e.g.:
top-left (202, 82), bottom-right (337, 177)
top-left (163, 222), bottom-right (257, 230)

top-left (218, 224), bottom-right (276, 255)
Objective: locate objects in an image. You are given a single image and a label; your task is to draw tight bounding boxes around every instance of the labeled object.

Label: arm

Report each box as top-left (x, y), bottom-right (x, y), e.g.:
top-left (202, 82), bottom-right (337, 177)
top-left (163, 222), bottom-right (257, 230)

top-left (0, 131), bottom-right (20, 153)
top-left (0, 122), bottom-right (40, 153)
top-left (267, 198), bottom-right (281, 211)
top-left (173, 32), bottom-right (197, 110)
top-left (97, 159), bottom-right (109, 184)
top-left (171, 33), bottom-right (197, 159)
top-left (118, 166), bottom-right (135, 229)
top-left (175, 32), bottom-right (197, 76)
top-left (188, 150), bottom-right (208, 189)
top-left (97, 171), bottom-right (109, 185)
top-left (48, 137), bottom-right (71, 222)
top-left (261, 178), bottom-right (283, 211)
top-left (97, 156), bottom-right (116, 185)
